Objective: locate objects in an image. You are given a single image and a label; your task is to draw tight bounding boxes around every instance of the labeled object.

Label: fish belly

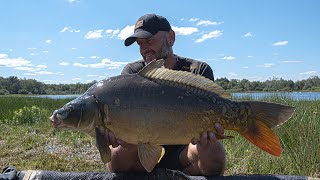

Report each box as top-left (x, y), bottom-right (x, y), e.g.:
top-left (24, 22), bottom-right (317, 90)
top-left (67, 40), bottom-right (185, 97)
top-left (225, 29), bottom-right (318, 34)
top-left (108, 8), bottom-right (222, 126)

top-left (107, 107), bottom-right (216, 145)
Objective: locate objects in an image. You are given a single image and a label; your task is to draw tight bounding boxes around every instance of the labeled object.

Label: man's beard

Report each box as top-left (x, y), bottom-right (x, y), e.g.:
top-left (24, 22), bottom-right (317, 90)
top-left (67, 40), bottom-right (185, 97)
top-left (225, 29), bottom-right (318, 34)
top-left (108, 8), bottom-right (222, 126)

top-left (143, 39), bottom-right (171, 62)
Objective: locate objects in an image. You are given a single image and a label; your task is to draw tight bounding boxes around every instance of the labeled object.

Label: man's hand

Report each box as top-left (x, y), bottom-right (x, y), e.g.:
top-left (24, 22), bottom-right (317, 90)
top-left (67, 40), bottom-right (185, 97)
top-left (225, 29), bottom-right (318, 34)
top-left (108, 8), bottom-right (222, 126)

top-left (104, 131), bottom-right (145, 172)
top-left (105, 131), bottom-right (124, 148)
top-left (179, 123), bottom-right (226, 176)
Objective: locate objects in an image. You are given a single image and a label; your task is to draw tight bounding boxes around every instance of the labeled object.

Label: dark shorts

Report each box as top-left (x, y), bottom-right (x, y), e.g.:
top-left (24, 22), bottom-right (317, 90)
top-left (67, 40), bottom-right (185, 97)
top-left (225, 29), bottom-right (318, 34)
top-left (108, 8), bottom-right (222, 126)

top-left (155, 145), bottom-right (185, 170)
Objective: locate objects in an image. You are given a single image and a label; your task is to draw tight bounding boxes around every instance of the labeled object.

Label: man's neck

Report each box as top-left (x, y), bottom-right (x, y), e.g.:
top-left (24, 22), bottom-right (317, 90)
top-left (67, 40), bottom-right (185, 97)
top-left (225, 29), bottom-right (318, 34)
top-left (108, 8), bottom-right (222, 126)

top-left (164, 54), bottom-right (176, 70)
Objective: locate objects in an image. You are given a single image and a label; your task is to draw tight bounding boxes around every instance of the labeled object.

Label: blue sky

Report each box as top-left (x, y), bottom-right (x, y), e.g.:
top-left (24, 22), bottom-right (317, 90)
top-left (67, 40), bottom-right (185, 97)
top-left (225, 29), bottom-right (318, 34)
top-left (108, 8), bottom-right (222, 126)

top-left (1, 0), bottom-right (319, 84)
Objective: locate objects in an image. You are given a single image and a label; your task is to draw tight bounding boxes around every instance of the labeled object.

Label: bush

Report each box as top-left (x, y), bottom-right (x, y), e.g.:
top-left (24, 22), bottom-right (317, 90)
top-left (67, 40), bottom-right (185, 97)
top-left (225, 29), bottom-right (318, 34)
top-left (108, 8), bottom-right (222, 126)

top-left (18, 89), bottom-right (30, 94)
top-left (0, 89), bottom-right (9, 95)
top-left (6, 106), bottom-right (49, 125)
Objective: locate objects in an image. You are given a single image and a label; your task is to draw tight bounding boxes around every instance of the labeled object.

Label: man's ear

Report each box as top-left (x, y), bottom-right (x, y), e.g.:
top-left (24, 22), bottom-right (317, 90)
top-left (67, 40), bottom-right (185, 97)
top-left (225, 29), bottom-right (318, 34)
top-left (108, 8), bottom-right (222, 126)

top-left (168, 30), bottom-right (175, 46)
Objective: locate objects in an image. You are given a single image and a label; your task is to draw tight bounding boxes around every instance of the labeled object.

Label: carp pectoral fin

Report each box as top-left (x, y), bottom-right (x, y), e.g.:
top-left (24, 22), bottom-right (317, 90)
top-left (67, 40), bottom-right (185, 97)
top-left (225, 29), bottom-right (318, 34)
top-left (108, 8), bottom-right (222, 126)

top-left (137, 144), bottom-right (165, 172)
top-left (95, 127), bottom-right (111, 163)
top-left (215, 132), bottom-right (234, 140)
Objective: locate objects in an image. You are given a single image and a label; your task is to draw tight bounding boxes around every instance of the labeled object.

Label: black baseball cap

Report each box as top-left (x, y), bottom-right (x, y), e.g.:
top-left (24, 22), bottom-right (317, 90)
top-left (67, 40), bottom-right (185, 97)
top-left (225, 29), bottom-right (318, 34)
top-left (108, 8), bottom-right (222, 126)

top-left (124, 14), bottom-right (172, 46)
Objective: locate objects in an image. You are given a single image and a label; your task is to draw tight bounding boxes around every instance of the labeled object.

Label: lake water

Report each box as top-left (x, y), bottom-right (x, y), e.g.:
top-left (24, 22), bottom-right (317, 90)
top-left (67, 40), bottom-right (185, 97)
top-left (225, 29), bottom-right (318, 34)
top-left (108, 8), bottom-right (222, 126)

top-left (30, 94), bottom-right (80, 99)
top-left (31, 92), bottom-right (320, 101)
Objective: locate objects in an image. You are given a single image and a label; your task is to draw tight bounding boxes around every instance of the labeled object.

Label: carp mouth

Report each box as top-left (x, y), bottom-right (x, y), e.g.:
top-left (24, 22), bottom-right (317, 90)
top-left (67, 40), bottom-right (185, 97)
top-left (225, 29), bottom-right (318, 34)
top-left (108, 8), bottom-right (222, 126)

top-left (50, 113), bottom-right (62, 128)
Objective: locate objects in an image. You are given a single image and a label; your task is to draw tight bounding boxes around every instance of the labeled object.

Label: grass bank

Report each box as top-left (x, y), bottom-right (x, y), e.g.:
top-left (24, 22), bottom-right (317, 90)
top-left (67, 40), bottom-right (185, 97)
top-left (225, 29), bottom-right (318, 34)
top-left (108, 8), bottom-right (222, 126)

top-left (0, 96), bottom-right (319, 177)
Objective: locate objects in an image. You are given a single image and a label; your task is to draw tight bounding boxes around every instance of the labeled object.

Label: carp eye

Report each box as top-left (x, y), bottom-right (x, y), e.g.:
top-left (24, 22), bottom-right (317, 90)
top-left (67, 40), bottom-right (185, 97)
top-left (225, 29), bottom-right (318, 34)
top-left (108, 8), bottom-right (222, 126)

top-left (67, 105), bottom-right (73, 112)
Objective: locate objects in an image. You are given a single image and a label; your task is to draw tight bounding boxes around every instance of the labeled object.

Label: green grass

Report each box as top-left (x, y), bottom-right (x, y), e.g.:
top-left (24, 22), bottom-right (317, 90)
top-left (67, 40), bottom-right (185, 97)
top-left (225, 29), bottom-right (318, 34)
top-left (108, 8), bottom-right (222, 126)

top-left (0, 95), bottom-right (319, 177)
top-left (0, 96), bottom-right (105, 172)
top-left (224, 96), bottom-right (320, 177)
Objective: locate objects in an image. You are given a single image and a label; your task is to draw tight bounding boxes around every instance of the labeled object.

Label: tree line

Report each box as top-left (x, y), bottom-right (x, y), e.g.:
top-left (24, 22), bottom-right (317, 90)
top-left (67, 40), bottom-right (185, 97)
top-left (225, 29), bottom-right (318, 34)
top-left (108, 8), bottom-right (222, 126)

top-left (215, 76), bottom-right (320, 92)
top-left (0, 75), bottom-right (319, 95)
top-left (0, 76), bottom-right (96, 95)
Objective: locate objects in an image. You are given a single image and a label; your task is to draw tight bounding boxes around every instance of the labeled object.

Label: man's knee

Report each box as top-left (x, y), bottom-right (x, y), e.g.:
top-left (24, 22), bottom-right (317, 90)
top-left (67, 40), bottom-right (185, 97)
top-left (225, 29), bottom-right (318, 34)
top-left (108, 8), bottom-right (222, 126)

top-left (108, 146), bottom-right (145, 172)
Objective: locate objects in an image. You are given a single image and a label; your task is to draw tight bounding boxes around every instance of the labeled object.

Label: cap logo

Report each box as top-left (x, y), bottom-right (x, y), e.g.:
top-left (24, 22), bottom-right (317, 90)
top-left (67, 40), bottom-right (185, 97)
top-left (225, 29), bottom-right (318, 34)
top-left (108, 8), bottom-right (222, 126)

top-left (135, 20), bottom-right (144, 30)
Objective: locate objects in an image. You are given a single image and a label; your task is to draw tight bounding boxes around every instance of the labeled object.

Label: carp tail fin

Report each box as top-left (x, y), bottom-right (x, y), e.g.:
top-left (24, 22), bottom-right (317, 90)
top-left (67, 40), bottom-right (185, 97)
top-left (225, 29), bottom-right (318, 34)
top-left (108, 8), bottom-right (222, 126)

top-left (239, 101), bottom-right (295, 156)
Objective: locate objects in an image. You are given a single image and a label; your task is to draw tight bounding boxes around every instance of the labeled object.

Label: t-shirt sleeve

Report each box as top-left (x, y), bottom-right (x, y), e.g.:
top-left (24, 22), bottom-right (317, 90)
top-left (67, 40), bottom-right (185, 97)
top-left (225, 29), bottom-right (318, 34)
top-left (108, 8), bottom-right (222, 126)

top-left (190, 61), bottom-right (214, 81)
top-left (121, 61), bottom-right (144, 75)
top-left (200, 63), bottom-right (214, 81)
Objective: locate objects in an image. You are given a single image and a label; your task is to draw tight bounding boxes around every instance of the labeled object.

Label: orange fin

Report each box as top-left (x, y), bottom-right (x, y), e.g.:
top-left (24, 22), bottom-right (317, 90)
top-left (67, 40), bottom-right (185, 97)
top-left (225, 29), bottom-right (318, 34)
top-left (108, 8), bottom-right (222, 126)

top-left (240, 120), bottom-right (282, 156)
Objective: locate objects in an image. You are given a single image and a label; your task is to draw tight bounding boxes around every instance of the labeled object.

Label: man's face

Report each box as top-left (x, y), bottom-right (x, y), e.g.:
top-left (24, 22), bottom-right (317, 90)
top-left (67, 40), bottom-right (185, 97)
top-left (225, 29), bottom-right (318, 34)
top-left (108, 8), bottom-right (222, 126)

top-left (136, 31), bottom-right (171, 63)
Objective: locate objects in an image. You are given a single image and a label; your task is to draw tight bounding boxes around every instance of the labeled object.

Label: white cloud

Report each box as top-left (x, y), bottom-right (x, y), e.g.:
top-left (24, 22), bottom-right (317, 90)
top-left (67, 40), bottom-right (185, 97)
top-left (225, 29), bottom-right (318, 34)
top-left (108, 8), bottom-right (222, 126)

top-left (118, 25), bottom-right (134, 40)
top-left (14, 64), bottom-right (47, 72)
top-left (59, 62), bottom-right (70, 66)
top-left (73, 58), bottom-right (129, 68)
top-left (45, 40), bottom-right (52, 44)
top-left (36, 65), bottom-right (47, 69)
top-left (279, 60), bottom-right (302, 63)
top-left (0, 54), bottom-right (8, 59)
top-left (172, 26), bottom-right (198, 35)
top-left (0, 54), bottom-right (56, 77)
top-left (243, 66), bottom-right (249, 69)
top-left (36, 71), bottom-right (54, 75)
top-left (67, 0), bottom-right (78, 4)
top-left (87, 74), bottom-right (98, 77)
top-left (106, 29), bottom-right (120, 38)
top-left (84, 30), bottom-right (104, 39)
top-left (0, 54), bottom-right (31, 67)
top-left (24, 70), bottom-right (61, 76)
top-left (108, 66), bottom-right (120, 70)
top-left (189, 18), bottom-right (223, 26)
top-left (24, 73), bottom-right (37, 76)
top-left (60, 27), bottom-right (71, 32)
top-left (228, 72), bottom-right (238, 77)
top-left (60, 26), bottom-right (80, 33)
top-left (247, 55), bottom-right (253, 58)
top-left (222, 56), bottom-right (236, 60)
top-left (196, 20), bottom-right (223, 26)
top-left (27, 48), bottom-right (37, 50)
top-left (189, 18), bottom-right (199, 22)
top-left (90, 56), bottom-right (99, 59)
top-left (99, 75), bottom-right (107, 79)
top-left (257, 63), bottom-right (275, 68)
top-left (72, 78), bottom-right (81, 81)
top-left (15, 67), bottom-right (34, 71)
top-left (272, 41), bottom-right (288, 46)
top-left (195, 30), bottom-right (223, 43)
top-left (243, 32), bottom-right (254, 38)
top-left (299, 71), bottom-right (318, 75)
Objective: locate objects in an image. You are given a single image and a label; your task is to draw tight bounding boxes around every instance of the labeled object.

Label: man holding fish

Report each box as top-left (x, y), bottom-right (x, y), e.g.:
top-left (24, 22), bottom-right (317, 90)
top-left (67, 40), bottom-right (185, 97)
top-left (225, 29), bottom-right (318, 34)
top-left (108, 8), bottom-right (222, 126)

top-left (104, 13), bottom-right (226, 176)
top-left (50, 13), bottom-right (294, 177)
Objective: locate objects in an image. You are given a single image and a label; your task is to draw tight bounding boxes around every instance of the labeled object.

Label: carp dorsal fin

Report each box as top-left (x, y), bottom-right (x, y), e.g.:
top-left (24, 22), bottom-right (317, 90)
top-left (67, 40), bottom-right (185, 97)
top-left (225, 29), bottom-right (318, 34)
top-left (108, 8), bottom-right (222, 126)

top-left (138, 59), bottom-right (231, 99)
top-left (137, 143), bottom-right (165, 172)
top-left (138, 59), bottom-right (165, 75)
